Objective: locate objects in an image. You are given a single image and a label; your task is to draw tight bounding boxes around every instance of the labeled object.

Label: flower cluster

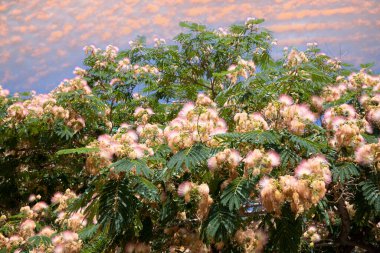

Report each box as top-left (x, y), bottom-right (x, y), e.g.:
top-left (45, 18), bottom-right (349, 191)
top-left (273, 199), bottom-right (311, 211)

top-left (51, 231), bottom-right (82, 253)
top-left (312, 72), bottom-right (380, 114)
top-left (2, 77), bottom-right (102, 134)
top-left (234, 226), bottom-right (267, 253)
top-left (6, 94), bottom-right (57, 120)
top-left (164, 227), bottom-right (210, 253)
top-left (208, 149), bottom-right (242, 178)
top-left (0, 190), bottom-right (82, 252)
top-left (348, 71), bottom-right (380, 90)
top-left (154, 37), bottom-right (166, 47)
top-left (321, 82), bottom-right (348, 103)
top-left (177, 182), bottom-right (213, 220)
top-left (260, 156), bottom-right (331, 215)
top-left (234, 112), bottom-right (268, 132)
top-left (361, 93), bottom-right (380, 129)
top-left (323, 104), bottom-right (370, 150)
top-left (326, 57), bottom-right (342, 70)
top-left (0, 85), bottom-right (10, 102)
top-left (164, 94), bottom-right (227, 152)
top-left (226, 57), bottom-right (256, 84)
top-left (133, 107), bottom-right (154, 124)
top-left (117, 58), bottom-right (159, 76)
top-left (137, 123), bottom-right (164, 148)
top-left (85, 125), bottom-right (154, 175)
top-left (303, 226), bottom-right (321, 246)
top-left (243, 149), bottom-right (280, 177)
top-left (355, 142), bottom-right (380, 172)
top-left (287, 49), bottom-right (308, 67)
top-left (259, 95), bottom-right (316, 135)
top-left (323, 104), bottom-right (357, 129)
top-left (125, 242), bottom-right (151, 253)
top-left (54, 77), bottom-right (92, 95)
top-left (83, 44), bottom-right (160, 82)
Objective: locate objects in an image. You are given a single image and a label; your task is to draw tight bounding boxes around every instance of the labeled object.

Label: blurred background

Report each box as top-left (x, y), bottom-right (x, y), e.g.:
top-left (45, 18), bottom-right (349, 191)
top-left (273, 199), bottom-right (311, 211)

top-left (1, 0), bottom-right (379, 93)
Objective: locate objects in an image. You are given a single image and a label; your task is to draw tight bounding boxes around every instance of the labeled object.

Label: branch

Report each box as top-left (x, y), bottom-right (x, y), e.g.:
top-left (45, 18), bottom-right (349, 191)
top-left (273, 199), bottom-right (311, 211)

top-left (335, 189), bottom-right (379, 253)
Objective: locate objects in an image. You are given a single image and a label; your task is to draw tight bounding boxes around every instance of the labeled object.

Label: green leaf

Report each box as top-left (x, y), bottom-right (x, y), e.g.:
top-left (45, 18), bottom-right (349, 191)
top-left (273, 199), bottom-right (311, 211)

top-left (131, 176), bottom-right (160, 201)
top-left (287, 133), bottom-right (324, 155)
top-left (331, 162), bottom-right (360, 182)
top-left (267, 204), bottom-right (303, 253)
top-left (167, 144), bottom-right (210, 172)
top-left (215, 130), bottom-right (280, 146)
top-left (362, 133), bottom-right (378, 144)
top-left (201, 203), bottom-right (239, 243)
top-left (360, 62), bottom-right (375, 69)
top-left (27, 235), bottom-right (52, 248)
top-left (55, 125), bottom-right (75, 140)
top-left (220, 177), bottom-right (252, 211)
top-left (98, 179), bottom-right (138, 237)
top-left (112, 158), bottom-right (152, 177)
top-left (280, 148), bottom-right (301, 168)
top-left (359, 180), bottom-right (380, 214)
top-left (79, 224), bottom-right (100, 241)
top-left (80, 233), bottom-right (110, 253)
top-left (179, 21), bottom-right (206, 32)
top-left (56, 147), bottom-right (99, 155)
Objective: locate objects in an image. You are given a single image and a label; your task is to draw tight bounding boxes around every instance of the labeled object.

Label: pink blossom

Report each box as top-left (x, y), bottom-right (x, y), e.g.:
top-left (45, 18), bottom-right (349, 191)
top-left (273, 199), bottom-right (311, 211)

top-left (279, 94), bottom-right (293, 105)
top-left (51, 192), bottom-right (63, 204)
top-left (207, 157), bottom-right (218, 170)
top-left (267, 150), bottom-right (281, 167)
top-left (32, 201), bottom-right (49, 212)
top-left (178, 181), bottom-right (193, 197)
top-left (62, 231), bottom-right (79, 242)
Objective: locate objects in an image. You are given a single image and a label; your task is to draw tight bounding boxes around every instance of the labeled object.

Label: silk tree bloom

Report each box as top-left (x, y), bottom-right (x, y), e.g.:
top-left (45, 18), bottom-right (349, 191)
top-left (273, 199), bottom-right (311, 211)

top-left (321, 83), bottom-right (348, 103)
top-left (67, 117), bottom-right (86, 133)
top-left (137, 123), bottom-right (164, 147)
top-left (38, 226), bottom-right (56, 237)
top-left (243, 149), bottom-right (280, 176)
top-left (165, 94), bottom-right (227, 152)
top-left (8, 235), bottom-right (23, 249)
top-left (234, 112), bottom-right (269, 132)
top-left (20, 219), bottom-right (36, 237)
top-left (355, 143), bottom-right (380, 172)
top-left (329, 120), bottom-right (366, 150)
top-left (52, 231), bottom-right (82, 253)
top-left (278, 94), bottom-right (293, 105)
top-left (295, 156), bottom-right (331, 185)
top-left (234, 227), bottom-right (268, 253)
top-left (207, 149), bottom-right (242, 182)
top-left (105, 45), bottom-right (119, 60)
top-left (259, 177), bottom-right (283, 214)
top-left (323, 104), bottom-right (357, 129)
top-left (367, 107), bottom-right (380, 129)
top-left (67, 212), bottom-right (88, 231)
top-left (0, 85), bottom-right (9, 98)
top-left (197, 183), bottom-right (210, 196)
top-left (83, 45), bottom-right (100, 55)
top-left (270, 101), bottom-right (317, 135)
top-left (178, 181), bottom-right (194, 203)
top-left (32, 201), bottom-right (49, 213)
top-left (287, 49), bottom-right (308, 67)
top-left (73, 67), bottom-right (87, 77)
top-left (133, 107), bottom-right (154, 124)
top-left (260, 156), bottom-right (330, 215)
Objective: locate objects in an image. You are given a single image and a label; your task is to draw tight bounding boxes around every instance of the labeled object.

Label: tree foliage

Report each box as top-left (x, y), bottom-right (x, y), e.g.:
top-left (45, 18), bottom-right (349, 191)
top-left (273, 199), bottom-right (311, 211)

top-left (0, 19), bottom-right (379, 253)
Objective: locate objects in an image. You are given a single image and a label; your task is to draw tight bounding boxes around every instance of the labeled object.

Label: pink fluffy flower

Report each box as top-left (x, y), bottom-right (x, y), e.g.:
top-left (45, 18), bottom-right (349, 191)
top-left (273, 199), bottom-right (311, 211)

top-left (207, 157), bottom-right (218, 170)
top-left (267, 150), bottom-right (281, 167)
top-left (355, 144), bottom-right (376, 165)
top-left (279, 94), bottom-right (294, 105)
top-left (32, 201), bottom-right (49, 212)
top-left (178, 181), bottom-right (193, 197)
